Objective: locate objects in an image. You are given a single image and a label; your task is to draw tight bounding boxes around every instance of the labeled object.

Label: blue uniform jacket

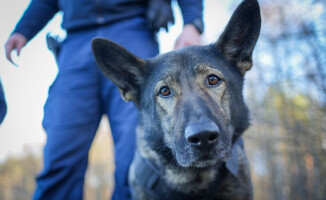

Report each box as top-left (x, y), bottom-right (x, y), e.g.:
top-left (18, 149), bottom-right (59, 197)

top-left (13, 0), bottom-right (203, 41)
top-left (0, 80), bottom-right (6, 124)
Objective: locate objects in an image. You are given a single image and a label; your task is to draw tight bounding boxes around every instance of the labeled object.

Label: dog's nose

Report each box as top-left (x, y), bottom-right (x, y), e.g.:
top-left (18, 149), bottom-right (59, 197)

top-left (185, 121), bottom-right (219, 148)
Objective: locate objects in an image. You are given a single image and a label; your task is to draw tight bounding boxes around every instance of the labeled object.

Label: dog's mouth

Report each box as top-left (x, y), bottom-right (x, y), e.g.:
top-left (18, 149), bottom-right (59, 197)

top-left (191, 157), bottom-right (219, 168)
top-left (194, 152), bottom-right (220, 167)
top-left (174, 144), bottom-right (232, 168)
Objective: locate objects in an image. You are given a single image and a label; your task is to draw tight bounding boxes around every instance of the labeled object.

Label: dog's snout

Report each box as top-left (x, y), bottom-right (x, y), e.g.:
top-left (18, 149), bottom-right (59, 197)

top-left (187, 131), bottom-right (218, 147)
top-left (185, 121), bottom-right (219, 148)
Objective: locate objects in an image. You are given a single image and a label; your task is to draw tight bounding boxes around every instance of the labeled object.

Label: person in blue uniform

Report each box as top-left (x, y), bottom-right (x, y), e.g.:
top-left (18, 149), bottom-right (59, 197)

top-left (0, 80), bottom-right (7, 124)
top-left (4, 0), bottom-right (203, 199)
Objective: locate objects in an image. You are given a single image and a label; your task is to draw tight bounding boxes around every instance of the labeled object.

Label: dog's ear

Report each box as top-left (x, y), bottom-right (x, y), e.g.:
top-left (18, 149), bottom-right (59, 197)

top-left (215, 0), bottom-right (261, 76)
top-left (92, 38), bottom-right (145, 104)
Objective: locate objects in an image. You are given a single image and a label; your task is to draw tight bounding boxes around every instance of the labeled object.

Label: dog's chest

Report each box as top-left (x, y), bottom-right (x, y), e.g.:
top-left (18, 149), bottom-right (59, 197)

top-left (164, 167), bottom-right (218, 194)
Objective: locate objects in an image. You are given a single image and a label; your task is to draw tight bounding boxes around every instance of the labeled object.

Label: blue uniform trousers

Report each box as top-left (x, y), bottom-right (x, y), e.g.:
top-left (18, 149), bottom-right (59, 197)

top-left (35, 17), bottom-right (158, 200)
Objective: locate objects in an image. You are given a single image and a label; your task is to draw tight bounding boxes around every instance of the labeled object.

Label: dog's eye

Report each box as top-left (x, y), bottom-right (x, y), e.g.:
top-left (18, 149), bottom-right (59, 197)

top-left (159, 86), bottom-right (171, 97)
top-left (207, 74), bottom-right (220, 86)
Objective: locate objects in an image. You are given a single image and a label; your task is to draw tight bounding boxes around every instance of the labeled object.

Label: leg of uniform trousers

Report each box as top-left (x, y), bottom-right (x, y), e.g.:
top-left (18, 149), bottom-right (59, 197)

top-left (34, 18), bottom-right (158, 200)
top-left (34, 29), bottom-right (103, 200)
top-left (97, 18), bottom-right (159, 200)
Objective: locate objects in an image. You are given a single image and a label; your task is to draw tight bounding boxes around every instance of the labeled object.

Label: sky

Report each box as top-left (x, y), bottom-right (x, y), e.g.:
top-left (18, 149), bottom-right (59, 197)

top-left (0, 0), bottom-right (232, 161)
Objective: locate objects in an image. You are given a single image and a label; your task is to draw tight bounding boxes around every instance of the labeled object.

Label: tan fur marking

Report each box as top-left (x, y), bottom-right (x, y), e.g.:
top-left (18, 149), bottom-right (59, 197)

top-left (121, 90), bottom-right (134, 102)
top-left (194, 64), bottom-right (225, 80)
top-left (221, 88), bottom-right (232, 123)
top-left (136, 126), bottom-right (161, 163)
top-left (237, 60), bottom-right (252, 75)
top-left (164, 167), bottom-right (217, 193)
top-left (194, 64), bottom-right (231, 123)
top-left (155, 76), bottom-right (181, 149)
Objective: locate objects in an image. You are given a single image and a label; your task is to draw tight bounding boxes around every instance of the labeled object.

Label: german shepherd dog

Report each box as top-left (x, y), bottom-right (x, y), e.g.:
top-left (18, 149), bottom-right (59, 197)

top-left (92, 0), bottom-right (261, 199)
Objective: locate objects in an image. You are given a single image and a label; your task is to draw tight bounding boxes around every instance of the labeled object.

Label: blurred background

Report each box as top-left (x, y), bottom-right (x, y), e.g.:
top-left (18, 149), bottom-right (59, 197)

top-left (0, 0), bottom-right (325, 199)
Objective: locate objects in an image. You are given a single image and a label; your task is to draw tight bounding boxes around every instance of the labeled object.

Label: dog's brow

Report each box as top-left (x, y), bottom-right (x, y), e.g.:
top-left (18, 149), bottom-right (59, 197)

top-left (194, 64), bottom-right (224, 79)
top-left (155, 76), bottom-right (174, 90)
top-left (194, 64), bottom-right (210, 74)
top-left (194, 64), bottom-right (221, 74)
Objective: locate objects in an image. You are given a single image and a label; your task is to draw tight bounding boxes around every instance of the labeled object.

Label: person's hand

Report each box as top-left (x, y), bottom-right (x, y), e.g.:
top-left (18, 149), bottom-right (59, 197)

top-left (4, 33), bottom-right (27, 65)
top-left (174, 24), bottom-right (201, 50)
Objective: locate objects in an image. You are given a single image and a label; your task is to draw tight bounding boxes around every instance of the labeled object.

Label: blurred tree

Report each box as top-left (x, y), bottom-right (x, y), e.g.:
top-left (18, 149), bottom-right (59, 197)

top-left (0, 118), bottom-right (115, 200)
top-left (243, 0), bottom-right (326, 199)
top-left (0, 147), bottom-right (41, 200)
top-left (84, 117), bottom-right (115, 200)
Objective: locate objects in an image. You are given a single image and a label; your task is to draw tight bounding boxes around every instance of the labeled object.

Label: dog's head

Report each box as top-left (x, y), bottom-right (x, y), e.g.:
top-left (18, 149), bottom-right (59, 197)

top-left (92, 0), bottom-right (261, 168)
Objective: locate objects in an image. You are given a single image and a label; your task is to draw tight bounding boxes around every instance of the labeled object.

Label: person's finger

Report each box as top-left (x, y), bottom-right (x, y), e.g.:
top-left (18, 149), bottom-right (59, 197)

top-left (4, 40), bottom-right (15, 64)
top-left (16, 39), bottom-right (26, 56)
